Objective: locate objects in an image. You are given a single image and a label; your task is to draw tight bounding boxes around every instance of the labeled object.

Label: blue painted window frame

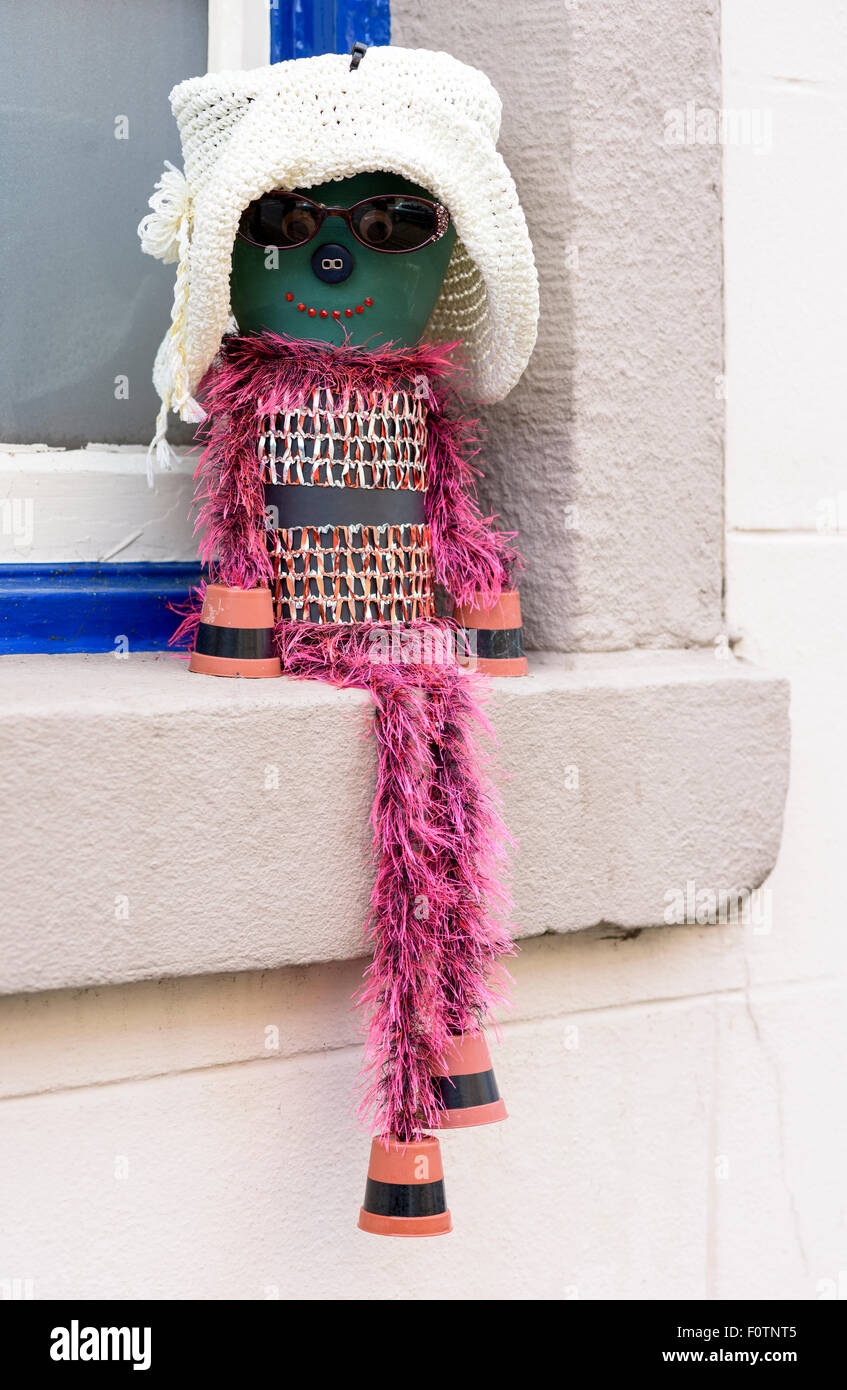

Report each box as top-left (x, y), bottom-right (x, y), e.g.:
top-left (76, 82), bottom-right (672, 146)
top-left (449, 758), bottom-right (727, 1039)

top-left (270, 0), bottom-right (390, 63)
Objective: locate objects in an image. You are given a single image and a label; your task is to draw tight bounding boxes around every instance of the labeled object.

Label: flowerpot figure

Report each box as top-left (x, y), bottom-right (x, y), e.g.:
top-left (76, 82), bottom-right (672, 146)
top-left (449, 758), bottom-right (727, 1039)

top-left (140, 45), bottom-right (538, 1233)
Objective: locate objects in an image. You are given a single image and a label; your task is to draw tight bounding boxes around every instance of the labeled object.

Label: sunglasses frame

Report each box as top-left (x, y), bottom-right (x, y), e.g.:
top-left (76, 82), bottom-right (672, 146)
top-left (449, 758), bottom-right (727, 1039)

top-left (236, 191), bottom-right (451, 255)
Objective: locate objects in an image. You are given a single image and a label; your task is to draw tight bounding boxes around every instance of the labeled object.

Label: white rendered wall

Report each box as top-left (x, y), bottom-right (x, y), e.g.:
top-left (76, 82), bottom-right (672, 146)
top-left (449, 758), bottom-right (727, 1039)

top-left (723, 0), bottom-right (847, 1299)
top-left (3, 1), bottom-right (841, 1303)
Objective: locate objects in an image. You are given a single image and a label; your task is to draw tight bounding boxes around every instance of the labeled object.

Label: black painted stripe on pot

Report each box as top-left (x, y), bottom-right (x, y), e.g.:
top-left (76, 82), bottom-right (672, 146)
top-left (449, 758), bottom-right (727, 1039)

top-left (459, 627), bottom-right (525, 661)
top-left (362, 1178), bottom-right (447, 1219)
top-left (264, 483), bottom-right (425, 529)
top-left (194, 623), bottom-right (276, 660)
top-left (436, 1069), bottom-right (501, 1110)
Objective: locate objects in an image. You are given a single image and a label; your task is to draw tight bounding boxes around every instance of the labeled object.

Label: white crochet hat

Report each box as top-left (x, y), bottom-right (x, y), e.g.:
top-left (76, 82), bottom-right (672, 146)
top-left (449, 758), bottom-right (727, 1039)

top-left (139, 45), bottom-right (539, 470)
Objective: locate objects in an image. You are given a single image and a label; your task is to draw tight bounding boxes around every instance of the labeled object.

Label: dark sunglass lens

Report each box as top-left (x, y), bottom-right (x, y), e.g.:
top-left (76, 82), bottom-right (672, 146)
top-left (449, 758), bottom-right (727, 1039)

top-left (352, 197), bottom-right (439, 251)
top-left (240, 195), bottom-right (319, 247)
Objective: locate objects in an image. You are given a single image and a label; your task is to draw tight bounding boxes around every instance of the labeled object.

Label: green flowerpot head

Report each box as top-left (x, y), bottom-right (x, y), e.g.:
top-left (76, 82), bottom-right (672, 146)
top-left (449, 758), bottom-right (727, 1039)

top-left (230, 172), bottom-right (457, 351)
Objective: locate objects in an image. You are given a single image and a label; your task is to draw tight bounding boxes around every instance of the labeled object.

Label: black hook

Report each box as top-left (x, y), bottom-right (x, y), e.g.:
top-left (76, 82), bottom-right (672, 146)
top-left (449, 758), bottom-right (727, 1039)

top-left (349, 42), bottom-right (368, 71)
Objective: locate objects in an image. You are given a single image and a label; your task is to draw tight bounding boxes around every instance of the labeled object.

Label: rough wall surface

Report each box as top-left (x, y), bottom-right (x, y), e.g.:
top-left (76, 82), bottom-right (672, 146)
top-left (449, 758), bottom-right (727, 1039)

top-left (392, 0), bottom-right (723, 651)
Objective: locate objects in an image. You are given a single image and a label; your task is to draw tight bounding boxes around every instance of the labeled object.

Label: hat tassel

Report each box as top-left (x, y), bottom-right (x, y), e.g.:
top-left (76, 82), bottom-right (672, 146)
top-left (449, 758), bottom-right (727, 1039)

top-left (145, 204), bottom-right (206, 487)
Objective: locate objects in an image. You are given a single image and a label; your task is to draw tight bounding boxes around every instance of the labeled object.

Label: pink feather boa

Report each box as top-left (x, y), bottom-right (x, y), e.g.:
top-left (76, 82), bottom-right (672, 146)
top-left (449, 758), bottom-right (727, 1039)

top-left (174, 334), bottom-right (520, 1140)
top-left (276, 622), bottom-right (514, 1142)
top-left (191, 332), bottom-right (520, 600)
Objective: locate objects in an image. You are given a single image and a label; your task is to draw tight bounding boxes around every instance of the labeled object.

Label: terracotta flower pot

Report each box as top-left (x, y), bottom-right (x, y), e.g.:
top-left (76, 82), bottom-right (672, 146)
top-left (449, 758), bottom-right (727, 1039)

top-left (432, 1031), bottom-right (507, 1129)
top-left (189, 583), bottom-right (281, 678)
top-left (358, 1134), bottom-right (452, 1237)
top-left (453, 588), bottom-right (528, 676)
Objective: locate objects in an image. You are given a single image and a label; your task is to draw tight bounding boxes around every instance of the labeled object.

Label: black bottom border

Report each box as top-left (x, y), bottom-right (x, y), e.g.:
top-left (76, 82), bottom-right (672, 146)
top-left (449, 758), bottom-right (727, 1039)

top-left (0, 1298), bottom-right (840, 1375)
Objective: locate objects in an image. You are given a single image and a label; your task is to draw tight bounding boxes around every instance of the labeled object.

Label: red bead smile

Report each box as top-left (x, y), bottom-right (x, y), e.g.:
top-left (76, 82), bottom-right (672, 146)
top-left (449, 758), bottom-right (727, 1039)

top-left (290, 294), bottom-right (373, 319)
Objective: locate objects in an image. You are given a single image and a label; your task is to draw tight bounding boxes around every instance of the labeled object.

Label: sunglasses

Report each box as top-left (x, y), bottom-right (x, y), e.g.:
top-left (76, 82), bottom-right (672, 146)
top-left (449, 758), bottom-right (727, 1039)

top-left (237, 191), bottom-right (450, 255)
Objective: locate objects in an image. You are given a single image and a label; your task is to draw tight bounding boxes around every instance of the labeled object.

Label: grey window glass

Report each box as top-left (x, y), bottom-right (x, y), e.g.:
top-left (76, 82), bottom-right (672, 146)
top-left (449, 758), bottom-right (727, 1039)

top-left (0, 0), bottom-right (207, 446)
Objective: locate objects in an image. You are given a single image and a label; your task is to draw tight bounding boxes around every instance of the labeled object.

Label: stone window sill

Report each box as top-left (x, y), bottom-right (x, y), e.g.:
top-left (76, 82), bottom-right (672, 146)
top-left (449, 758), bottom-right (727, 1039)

top-left (0, 650), bottom-right (789, 995)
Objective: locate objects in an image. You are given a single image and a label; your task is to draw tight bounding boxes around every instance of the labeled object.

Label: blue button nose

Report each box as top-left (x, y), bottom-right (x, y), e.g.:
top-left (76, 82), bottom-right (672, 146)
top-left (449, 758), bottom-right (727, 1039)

top-left (311, 242), bottom-right (354, 283)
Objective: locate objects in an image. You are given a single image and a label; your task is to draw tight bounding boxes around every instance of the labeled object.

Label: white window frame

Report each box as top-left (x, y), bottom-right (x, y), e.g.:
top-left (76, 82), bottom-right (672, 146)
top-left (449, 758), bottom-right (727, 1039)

top-left (207, 0), bottom-right (270, 72)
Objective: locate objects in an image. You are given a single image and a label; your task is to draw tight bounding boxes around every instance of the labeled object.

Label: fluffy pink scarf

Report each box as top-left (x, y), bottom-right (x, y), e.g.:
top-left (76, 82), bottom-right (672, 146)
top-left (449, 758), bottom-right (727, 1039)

top-left (192, 332), bottom-right (519, 602)
top-left (174, 334), bottom-right (517, 1140)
